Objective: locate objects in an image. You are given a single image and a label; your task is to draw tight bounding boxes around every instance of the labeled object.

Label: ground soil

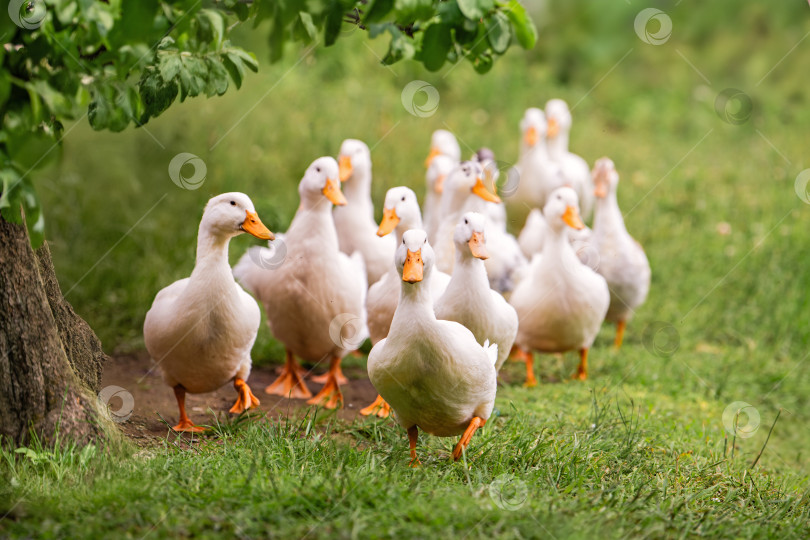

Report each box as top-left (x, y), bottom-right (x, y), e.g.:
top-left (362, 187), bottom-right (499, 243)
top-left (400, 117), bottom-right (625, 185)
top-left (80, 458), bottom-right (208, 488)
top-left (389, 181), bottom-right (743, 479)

top-left (101, 351), bottom-right (382, 446)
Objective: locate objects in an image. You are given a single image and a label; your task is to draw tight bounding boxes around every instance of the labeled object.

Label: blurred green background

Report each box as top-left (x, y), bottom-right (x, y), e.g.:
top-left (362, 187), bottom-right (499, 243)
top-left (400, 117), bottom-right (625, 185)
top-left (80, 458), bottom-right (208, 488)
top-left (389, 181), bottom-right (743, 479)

top-left (37, 0), bottom-right (810, 472)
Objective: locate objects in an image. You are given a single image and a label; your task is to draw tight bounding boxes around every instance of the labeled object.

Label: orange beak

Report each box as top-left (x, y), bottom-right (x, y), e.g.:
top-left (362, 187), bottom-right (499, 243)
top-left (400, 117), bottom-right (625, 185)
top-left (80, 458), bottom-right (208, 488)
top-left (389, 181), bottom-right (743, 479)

top-left (425, 147), bottom-right (440, 168)
top-left (377, 207), bottom-right (400, 237)
top-left (524, 126), bottom-right (539, 147)
top-left (402, 249), bottom-right (424, 283)
top-left (241, 210), bottom-right (274, 240)
top-left (471, 177), bottom-right (501, 203)
top-left (338, 155), bottom-right (352, 182)
top-left (561, 205), bottom-right (585, 230)
top-left (468, 231), bottom-right (489, 260)
top-left (322, 177), bottom-right (347, 206)
top-left (547, 118), bottom-right (560, 139)
top-left (434, 174), bottom-right (446, 194)
top-left (593, 178), bottom-right (608, 198)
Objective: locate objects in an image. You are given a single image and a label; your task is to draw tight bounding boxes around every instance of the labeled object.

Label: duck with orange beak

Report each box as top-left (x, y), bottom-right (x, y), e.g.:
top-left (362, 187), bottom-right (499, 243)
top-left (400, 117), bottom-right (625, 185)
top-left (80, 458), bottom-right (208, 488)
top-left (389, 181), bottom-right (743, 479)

top-left (509, 187), bottom-right (609, 384)
top-left (333, 139), bottom-right (395, 286)
top-left (590, 157), bottom-right (650, 349)
top-left (436, 212), bottom-right (518, 372)
top-left (545, 99), bottom-right (594, 220)
top-left (360, 187), bottom-right (451, 418)
top-left (368, 230), bottom-right (498, 465)
top-left (144, 193), bottom-right (273, 432)
top-left (423, 130), bottom-right (461, 236)
top-left (234, 157), bottom-right (368, 409)
top-left (511, 108), bottom-right (565, 216)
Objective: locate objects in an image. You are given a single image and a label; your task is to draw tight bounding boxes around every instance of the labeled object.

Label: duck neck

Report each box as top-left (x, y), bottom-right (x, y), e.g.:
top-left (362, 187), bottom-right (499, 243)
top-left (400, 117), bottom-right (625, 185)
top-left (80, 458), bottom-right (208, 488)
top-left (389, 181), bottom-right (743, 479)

top-left (396, 276), bottom-right (435, 320)
top-left (541, 225), bottom-right (580, 269)
top-left (524, 142), bottom-right (550, 160)
top-left (453, 250), bottom-right (490, 290)
top-left (343, 167), bottom-right (374, 217)
top-left (594, 190), bottom-right (627, 237)
top-left (395, 215), bottom-right (424, 246)
top-left (189, 226), bottom-right (234, 290)
top-left (546, 133), bottom-right (569, 161)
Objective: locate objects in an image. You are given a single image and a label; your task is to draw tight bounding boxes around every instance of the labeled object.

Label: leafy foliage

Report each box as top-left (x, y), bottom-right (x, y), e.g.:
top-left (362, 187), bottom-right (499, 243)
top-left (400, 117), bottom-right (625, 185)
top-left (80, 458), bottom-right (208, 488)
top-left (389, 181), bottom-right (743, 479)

top-left (0, 0), bottom-right (537, 245)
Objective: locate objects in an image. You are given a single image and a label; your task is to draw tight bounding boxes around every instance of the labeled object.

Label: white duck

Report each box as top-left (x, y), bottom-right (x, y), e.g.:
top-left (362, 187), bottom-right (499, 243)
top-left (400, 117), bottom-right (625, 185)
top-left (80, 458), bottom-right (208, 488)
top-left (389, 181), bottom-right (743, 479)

top-left (368, 229), bottom-right (498, 464)
top-left (423, 130), bottom-right (461, 236)
top-left (144, 193), bottom-right (273, 432)
top-left (433, 161), bottom-right (501, 274)
top-left (360, 186), bottom-right (451, 417)
top-left (511, 108), bottom-right (564, 212)
top-left (471, 147), bottom-right (508, 232)
top-left (517, 207), bottom-right (594, 266)
top-left (435, 212), bottom-right (518, 371)
top-left (333, 139), bottom-right (396, 286)
top-left (590, 157), bottom-right (651, 348)
top-left (510, 187), bottom-right (609, 385)
top-left (234, 157), bottom-right (367, 409)
top-left (424, 155), bottom-right (457, 242)
top-left (545, 99), bottom-right (594, 220)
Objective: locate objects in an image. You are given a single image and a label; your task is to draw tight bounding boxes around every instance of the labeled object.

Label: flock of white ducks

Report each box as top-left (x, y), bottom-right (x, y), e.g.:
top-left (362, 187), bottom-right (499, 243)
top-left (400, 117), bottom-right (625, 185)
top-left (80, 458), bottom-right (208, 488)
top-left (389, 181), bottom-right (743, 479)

top-left (143, 99), bottom-right (651, 462)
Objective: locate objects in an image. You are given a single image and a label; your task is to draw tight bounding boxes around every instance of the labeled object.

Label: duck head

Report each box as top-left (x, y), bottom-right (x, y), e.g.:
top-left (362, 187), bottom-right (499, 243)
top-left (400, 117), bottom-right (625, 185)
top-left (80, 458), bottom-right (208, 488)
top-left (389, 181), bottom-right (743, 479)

top-left (337, 139), bottom-right (371, 183)
top-left (592, 157), bottom-right (619, 199)
top-left (544, 99), bottom-right (572, 140)
top-left (444, 161), bottom-right (501, 207)
top-left (396, 229), bottom-right (435, 283)
top-left (299, 156), bottom-right (347, 207)
top-left (378, 186), bottom-right (421, 237)
top-left (454, 212), bottom-right (489, 260)
top-left (520, 108), bottom-right (548, 149)
top-left (201, 192), bottom-right (273, 240)
top-left (425, 129), bottom-right (461, 168)
top-left (427, 154), bottom-right (456, 194)
top-left (544, 187), bottom-right (585, 233)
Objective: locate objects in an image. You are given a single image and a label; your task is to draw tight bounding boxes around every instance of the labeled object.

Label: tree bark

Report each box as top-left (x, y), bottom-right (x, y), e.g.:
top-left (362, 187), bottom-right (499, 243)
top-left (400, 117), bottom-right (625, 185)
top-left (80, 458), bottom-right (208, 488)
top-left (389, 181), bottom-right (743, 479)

top-left (0, 214), bottom-right (119, 447)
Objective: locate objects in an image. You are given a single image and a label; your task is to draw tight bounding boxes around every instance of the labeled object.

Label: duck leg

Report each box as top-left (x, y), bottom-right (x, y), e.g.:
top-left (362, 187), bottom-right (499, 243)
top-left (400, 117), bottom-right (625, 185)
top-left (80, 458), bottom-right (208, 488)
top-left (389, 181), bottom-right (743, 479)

top-left (452, 417), bottom-right (486, 461)
top-left (311, 357), bottom-right (349, 384)
top-left (265, 349), bottom-right (312, 399)
top-left (512, 347), bottom-right (538, 387)
top-left (360, 394), bottom-right (392, 418)
top-left (306, 356), bottom-right (344, 409)
top-left (408, 425), bottom-right (421, 467)
top-left (172, 385), bottom-right (204, 432)
top-left (572, 348), bottom-right (589, 381)
top-left (614, 320), bottom-right (626, 349)
top-left (229, 378), bottom-right (260, 414)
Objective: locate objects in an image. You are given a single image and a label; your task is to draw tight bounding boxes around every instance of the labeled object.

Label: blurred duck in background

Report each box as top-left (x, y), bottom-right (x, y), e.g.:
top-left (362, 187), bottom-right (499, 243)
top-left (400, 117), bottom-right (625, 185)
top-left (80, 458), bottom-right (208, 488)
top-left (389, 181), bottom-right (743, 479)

top-left (590, 157), bottom-right (651, 348)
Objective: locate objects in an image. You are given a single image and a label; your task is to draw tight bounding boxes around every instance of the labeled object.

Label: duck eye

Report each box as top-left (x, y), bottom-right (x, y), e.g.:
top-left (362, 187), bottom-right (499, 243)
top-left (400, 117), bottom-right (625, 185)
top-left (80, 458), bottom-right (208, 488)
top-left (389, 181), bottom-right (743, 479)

top-left (401, 196), bottom-right (406, 201)
top-left (316, 167), bottom-right (321, 173)
top-left (464, 218), bottom-right (468, 224)
top-left (230, 201), bottom-right (236, 206)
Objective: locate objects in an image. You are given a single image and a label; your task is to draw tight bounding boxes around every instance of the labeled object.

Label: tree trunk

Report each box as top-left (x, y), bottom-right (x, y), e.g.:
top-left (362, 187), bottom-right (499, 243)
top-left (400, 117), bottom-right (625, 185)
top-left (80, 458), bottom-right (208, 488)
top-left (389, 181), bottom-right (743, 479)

top-left (0, 214), bottom-right (119, 447)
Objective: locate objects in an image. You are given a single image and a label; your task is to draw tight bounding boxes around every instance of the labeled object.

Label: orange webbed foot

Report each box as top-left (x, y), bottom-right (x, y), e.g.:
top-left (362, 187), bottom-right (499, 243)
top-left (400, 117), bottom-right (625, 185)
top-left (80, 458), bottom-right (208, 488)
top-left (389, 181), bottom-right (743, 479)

top-left (230, 378), bottom-right (260, 414)
top-left (266, 351), bottom-right (312, 399)
top-left (452, 417), bottom-right (486, 461)
top-left (513, 347), bottom-right (538, 387)
top-left (307, 373), bottom-right (344, 409)
top-left (359, 394), bottom-right (391, 418)
top-left (310, 361), bottom-right (349, 385)
top-left (172, 419), bottom-right (206, 433)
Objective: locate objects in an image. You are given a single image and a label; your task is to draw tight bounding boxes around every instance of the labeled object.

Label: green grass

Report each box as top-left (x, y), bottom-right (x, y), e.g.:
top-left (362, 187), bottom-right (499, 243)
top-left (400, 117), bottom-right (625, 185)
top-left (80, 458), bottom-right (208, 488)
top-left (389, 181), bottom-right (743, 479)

top-left (3, 0), bottom-right (810, 537)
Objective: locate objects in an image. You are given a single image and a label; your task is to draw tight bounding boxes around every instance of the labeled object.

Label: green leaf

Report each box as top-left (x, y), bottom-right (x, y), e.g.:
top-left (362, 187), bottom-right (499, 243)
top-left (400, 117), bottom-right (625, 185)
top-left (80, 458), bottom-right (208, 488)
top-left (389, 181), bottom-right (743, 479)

top-left (421, 23), bottom-right (452, 72)
top-left (503, 0), bottom-right (537, 49)
top-left (222, 54), bottom-right (245, 89)
top-left (486, 11), bottom-right (511, 54)
top-left (324, 0), bottom-right (345, 46)
top-left (139, 70), bottom-right (179, 124)
top-left (363, 0), bottom-right (395, 24)
top-left (199, 9), bottom-right (225, 48)
top-left (298, 12), bottom-right (318, 41)
top-left (394, 0), bottom-right (434, 21)
top-left (457, 0), bottom-right (494, 21)
top-left (158, 54), bottom-right (183, 82)
top-left (204, 57), bottom-right (230, 96)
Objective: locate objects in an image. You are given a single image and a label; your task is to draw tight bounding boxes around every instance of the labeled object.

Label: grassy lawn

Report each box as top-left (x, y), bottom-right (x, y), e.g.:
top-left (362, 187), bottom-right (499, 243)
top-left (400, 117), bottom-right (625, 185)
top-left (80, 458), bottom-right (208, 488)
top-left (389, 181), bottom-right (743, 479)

top-left (2, 1), bottom-right (810, 538)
